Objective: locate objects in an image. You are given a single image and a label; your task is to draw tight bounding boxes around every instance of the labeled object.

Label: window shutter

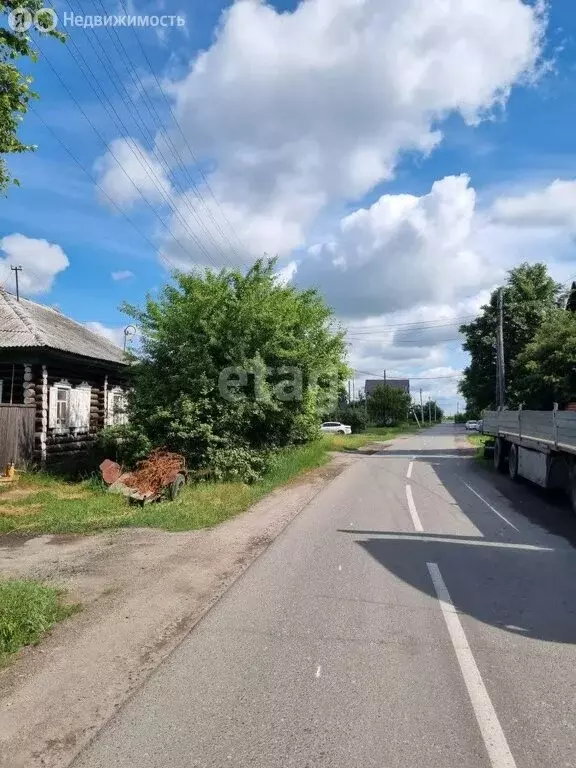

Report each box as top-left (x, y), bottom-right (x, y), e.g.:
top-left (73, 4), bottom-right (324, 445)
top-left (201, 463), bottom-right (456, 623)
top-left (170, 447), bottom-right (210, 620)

top-left (105, 389), bottom-right (114, 426)
top-left (70, 387), bottom-right (91, 430)
top-left (48, 386), bottom-right (58, 428)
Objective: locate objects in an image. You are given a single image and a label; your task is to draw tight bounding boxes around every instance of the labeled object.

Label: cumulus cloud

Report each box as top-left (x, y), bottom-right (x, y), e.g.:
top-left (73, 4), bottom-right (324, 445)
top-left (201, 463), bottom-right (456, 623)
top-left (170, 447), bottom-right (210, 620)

top-left (297, 175), bottom-right (501, 317)
top-left (84, 322), bottom-right (125, 349)
top-left (95, 137), bottom-right (173, 210)
top-left (491, 179), bottom-right (576, 231)
top-left (0, 234), bottom-right (69, 295)
top-left (111, 270), bottom-right (135, 281)
top-left (155, 0), bottom-right (545, 266)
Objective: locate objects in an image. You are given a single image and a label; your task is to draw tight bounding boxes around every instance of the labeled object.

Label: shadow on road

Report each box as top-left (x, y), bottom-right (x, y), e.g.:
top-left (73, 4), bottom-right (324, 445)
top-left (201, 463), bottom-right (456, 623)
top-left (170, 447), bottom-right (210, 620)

top-left (342, 529), bottom-right (576, 644)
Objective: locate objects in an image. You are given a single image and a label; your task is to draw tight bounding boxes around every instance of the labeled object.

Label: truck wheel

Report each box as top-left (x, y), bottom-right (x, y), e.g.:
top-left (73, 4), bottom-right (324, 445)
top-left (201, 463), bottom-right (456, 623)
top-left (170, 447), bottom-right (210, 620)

top-left (508, 443), bottom-right (519, 481)
top-left (494, 437), bottom-right (508, 473)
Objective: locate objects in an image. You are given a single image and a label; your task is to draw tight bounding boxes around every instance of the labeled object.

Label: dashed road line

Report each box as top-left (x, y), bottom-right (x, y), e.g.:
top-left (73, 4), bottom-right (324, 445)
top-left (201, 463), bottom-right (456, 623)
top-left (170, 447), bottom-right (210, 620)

top-left (405, 484), bottom-right (423, 532)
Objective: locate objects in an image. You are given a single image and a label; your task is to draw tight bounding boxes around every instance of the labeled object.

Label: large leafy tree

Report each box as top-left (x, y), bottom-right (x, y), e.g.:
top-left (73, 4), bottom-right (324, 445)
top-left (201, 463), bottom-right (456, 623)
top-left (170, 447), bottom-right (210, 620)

top-left (514, 309), bottom-right (576, 409)
top-left (123, 259), bottom-right (349, 471)
top-left (367, 384), bottom-right (411, 426)
top-left (459, 263), bottom-right (562, 413)
top-left (1, 1), bottom-right (64, 192)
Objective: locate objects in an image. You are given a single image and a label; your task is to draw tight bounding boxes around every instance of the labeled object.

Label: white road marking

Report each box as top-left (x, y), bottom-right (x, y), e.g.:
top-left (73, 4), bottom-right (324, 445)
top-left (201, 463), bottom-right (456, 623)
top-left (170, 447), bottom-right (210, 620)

top-left (405, 484), bottom-right (423, 532)
top-left (427, 563), bottom-right (517, 768)
top-left (461, 480), bottom-right (519, 532)
top-left (338, 565), bottom-right (342, 571)
top-left (315, 665), bottom-right (322, 678)
top-left (346, 532), bottom-right (552, 551)
top-left (406, 461), bottom-right (414, 479)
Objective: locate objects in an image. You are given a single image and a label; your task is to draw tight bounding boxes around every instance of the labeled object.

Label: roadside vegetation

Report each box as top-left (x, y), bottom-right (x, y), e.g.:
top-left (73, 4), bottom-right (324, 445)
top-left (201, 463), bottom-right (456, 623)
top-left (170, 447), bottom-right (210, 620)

top-left (0, 579), bottom-right (78, 665)
top-left (466, 432), bottom-right (491, 461)
top-left (0, 424), bottom-right (419, 535)
top-left (459, 263), bottom-right (576, 415)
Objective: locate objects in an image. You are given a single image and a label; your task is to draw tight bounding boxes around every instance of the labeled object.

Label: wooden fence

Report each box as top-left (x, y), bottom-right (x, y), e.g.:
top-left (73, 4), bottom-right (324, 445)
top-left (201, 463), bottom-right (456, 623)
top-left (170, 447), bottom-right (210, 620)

top-left (0, 405), bottom-right (35, 469)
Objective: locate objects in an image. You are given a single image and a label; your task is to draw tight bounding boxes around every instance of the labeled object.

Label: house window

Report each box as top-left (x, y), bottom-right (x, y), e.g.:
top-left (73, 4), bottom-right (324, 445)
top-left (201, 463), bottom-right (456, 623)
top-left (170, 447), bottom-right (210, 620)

top-left (56, 387), bottom-right (70, 427)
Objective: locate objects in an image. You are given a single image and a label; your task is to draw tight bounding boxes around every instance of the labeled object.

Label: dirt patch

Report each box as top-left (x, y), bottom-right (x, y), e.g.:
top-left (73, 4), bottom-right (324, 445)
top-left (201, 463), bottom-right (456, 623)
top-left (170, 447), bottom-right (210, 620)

top-left (0, 453), bottom-right (354, 768)
top-left (0, 504), bottom-right (42, 517)
top-left (0, 486), bottom-right (37, 502)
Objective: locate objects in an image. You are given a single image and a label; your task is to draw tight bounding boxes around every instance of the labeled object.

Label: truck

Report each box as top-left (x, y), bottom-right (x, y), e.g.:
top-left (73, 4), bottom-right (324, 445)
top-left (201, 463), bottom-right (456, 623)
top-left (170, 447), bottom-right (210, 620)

top-left (482, 408), bottom-right (576, 514)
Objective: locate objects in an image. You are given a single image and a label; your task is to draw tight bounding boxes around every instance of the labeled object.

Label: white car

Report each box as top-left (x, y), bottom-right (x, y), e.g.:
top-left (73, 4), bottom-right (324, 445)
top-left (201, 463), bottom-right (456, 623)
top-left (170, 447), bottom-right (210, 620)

top-left (465, 420), bottom-right (479, 431)
top-left (320, 421), bottom-right (352, 435)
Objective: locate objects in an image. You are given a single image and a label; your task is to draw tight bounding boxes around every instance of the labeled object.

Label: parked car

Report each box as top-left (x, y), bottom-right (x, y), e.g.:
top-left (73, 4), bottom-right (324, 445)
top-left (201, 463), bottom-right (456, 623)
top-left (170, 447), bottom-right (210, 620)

top-left (465, 420), bottom-right (479, 431)
top-left (320, 421), bottom-right (352, 435)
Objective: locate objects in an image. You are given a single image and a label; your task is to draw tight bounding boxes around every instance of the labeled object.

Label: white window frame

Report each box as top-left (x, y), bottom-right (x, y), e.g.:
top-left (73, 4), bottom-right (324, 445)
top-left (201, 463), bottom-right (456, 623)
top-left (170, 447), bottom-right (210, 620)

top-left (49, 380), bottom-right (72, 432)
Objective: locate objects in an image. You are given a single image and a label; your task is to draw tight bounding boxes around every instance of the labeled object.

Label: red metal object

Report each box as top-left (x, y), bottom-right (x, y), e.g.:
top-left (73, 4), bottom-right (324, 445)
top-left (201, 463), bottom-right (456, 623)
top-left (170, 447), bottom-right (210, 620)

top-left (99, 450), bottom-right (187, 503)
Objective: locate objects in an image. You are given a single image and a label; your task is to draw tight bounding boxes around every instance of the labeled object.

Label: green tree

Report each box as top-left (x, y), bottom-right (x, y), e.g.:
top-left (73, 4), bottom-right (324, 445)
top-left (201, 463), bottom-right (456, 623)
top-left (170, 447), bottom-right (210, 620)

top-left (122, 259), bottom-right (349, 476)
top-left (1, 2), bottom-right (65, 192)
top-left (367, 384), bottom-right (411, 426)
top-left (514, 309), bottom-right (576, 409)
top-left (459, 263), bottom-right (561, 413)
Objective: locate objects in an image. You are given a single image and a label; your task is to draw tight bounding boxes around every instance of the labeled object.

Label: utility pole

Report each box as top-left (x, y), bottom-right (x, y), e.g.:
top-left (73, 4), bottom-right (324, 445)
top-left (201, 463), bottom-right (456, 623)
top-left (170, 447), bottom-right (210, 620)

top-left (352, 379), bottom-right (355, 402)
top-left (348, 380), bottom-right (351, 404)
top-left (420, 388), bottom-right (423, 422)
top-left (10, 265), bottom-right (22, 301)
top-left (435, 403), bottom-right (438, 422)
top-left (496, 286), bottom-right (506, 408)
top-left (428, 398), bottom-right (432, 425)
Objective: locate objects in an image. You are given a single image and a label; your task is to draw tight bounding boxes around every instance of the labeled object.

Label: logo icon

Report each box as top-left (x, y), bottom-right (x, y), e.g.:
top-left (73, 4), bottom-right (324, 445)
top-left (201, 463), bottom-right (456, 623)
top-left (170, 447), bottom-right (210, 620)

top-left (8, 7), bottom-right (33, 32)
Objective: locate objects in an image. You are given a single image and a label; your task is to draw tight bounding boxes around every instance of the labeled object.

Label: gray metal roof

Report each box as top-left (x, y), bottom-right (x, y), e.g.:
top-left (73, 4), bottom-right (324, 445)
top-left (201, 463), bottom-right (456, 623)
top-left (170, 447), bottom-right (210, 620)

top-left (0, 288), bottom-right (126, 365)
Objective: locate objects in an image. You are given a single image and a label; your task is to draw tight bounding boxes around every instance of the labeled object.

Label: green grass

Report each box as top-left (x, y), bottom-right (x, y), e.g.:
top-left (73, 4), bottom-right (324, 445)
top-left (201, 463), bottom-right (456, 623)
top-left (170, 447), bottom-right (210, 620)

top-left (0, 580), bottom-right (79, 664)
top-left (0, 441), bottom-right (332, 535)
top-left (466, 432), bottom-right (492, 460)
top-left (0, 425), bottom-right (426, 535)
top-left (324, 423), bottom-right (421, 452)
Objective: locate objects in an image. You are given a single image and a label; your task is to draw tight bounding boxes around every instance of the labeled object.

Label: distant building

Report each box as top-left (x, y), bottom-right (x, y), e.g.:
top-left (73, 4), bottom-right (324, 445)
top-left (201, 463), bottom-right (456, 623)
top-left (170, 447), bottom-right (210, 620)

top-left (365, 378), bottom-right (410, 397)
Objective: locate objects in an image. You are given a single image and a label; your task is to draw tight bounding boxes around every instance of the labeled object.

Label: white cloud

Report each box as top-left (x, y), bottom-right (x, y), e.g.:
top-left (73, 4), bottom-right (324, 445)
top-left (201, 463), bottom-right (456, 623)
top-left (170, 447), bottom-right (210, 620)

top-left (297, 175), bottom-right (501, 317)
top-left (0, 234), bottom-right (69, 295)
top-left (111, 269), bottom-right (135, 281)
top-left (491, 179), bottom-right (576, 231)
top-left (95, 137), bottom-right (173, 211)
top-left (156, 0), bottom-right (545, 266)
top-left (84, 322), bottom-right (126, 349)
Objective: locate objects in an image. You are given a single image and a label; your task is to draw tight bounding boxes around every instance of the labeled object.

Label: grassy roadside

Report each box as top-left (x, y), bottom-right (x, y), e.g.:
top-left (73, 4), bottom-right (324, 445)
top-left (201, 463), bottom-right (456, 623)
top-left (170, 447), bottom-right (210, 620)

top-left (466, 432), bottom-right (491, 460)
top-left (0, 441), bottom-right (331, 535)
top-left (0, 423), bottom-right (423, 535)
top-left (0, 580), bottom-right (79, 666)
top-left (324, 423), bottom-right (421, 452)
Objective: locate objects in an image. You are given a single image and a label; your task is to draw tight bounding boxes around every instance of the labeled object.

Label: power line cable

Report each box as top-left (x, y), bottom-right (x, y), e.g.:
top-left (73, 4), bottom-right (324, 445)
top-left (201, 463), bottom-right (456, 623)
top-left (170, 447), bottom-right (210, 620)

top-left (112, 0), bottom-right (250, 259)
top-left (114, 1), bottom-right (250, 257)
top-left (29, 103), bottom-right (176, 272)
top-left (33, 37), bottom-right (222, 272)
top-left (75, 0), bottom-right (239, 267)
top-left (39, 13), bottom-right (234, 271)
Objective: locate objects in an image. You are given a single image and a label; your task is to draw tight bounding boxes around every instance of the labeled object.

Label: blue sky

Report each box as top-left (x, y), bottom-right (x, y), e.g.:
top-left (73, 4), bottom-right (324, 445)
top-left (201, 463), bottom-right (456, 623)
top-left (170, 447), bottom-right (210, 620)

top-left (1, 0), bottom-right (575, 410)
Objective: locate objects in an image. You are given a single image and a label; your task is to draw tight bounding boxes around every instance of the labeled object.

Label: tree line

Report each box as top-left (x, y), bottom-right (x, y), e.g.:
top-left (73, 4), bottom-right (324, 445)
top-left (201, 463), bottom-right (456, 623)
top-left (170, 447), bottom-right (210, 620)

top-left (459, 263), bottom-right (576, 415)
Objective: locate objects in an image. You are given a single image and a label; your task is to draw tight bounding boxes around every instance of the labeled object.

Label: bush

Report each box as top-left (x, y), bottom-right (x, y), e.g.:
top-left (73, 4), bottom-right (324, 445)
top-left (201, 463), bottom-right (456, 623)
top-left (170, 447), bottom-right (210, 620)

top-left (338, 406), bottom-right (367, 433)
top-left (204, 446), bottom-right (272, 484)
top-left (0, 580), bottom-right (77, 660)
top-left (94, 424), bottom-right (152, 468)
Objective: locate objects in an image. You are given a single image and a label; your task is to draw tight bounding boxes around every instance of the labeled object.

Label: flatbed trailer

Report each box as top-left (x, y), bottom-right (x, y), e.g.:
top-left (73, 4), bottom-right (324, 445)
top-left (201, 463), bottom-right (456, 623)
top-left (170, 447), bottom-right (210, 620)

top-left (482, 409), bottom-right (576, 513)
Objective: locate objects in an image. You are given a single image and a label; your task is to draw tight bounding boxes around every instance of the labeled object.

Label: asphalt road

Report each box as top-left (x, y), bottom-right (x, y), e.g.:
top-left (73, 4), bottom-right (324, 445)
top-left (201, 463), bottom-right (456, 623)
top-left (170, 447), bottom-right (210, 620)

top-left (74, 424), bottom-right (576, 768)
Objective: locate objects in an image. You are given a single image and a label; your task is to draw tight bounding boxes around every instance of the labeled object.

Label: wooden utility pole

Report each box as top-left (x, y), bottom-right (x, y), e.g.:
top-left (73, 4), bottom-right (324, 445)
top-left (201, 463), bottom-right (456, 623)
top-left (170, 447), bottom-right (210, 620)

top-left (428, 398), bottom-right (432, 425)
top-left (496, 286), bottom-right (506, 407)
top-left (10, 265), bottom-right (22, 301)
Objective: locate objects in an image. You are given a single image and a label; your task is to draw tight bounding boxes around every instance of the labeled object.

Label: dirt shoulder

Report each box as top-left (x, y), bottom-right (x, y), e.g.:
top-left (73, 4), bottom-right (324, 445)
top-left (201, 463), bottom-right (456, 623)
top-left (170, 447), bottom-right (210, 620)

top-left (0, 453), bottom-right (353, 768)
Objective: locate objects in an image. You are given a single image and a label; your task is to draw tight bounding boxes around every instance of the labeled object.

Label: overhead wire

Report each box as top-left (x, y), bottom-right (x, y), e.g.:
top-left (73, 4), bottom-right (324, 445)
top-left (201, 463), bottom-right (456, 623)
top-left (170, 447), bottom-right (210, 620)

top-left (75, 0), bottom-right (241, 267)
top-left (32, 36), bottom-right (223, 273)
top-left (112, 0), bottom-right (250, 258)
top-left (38, 11), bottom-right (234, 272)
